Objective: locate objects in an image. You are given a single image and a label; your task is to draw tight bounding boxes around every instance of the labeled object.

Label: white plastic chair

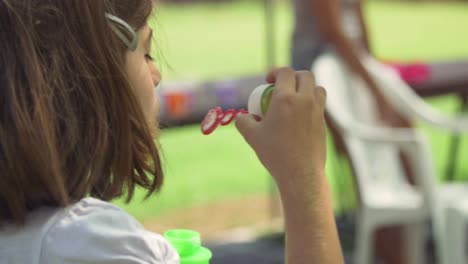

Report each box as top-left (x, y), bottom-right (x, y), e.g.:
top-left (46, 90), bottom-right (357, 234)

top-left (312, 53), bottom-right (430, 264)
top-left (313, 52), bottom-right (468, 264)
top-left (402, 133), bottom-right (468, 264)
top-left (446, 199), bottom-right (468, 264)
top-left (359, 55), bottom-right (468, 264)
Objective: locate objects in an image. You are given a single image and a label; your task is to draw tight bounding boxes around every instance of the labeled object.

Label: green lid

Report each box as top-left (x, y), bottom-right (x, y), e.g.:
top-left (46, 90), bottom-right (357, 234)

top-left (260, 84), bottom-right (274, 115)
top-left (164, 229), bottom-right (212, 264)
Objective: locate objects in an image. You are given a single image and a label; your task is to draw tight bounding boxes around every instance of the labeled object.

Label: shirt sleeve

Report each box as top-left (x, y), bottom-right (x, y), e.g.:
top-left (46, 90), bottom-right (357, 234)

top-left (40, 198), bottom-right (180, 264)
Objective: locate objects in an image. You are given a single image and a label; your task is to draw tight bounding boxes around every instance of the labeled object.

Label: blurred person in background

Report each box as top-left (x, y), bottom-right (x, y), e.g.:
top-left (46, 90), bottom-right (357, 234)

top-left (291, 0), bottom-right (413, 263)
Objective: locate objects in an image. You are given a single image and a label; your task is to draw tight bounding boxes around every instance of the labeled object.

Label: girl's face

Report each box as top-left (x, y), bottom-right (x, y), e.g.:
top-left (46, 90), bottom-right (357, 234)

top-left (125, 25), bottom-right (161, 129)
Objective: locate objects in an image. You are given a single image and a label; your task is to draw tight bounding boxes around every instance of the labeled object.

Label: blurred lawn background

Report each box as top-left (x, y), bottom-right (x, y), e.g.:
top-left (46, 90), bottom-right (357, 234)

top-left (116, 0), bottom-right (468, 221)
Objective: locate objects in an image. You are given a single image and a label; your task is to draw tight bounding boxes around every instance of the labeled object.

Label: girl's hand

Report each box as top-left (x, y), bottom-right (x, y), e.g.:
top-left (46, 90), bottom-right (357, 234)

top-left (236, 68), bottom-right (327, 189)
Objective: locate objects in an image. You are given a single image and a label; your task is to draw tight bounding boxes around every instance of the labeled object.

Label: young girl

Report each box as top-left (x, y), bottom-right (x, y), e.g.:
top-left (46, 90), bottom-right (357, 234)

top-left (0, 0), bottom-right (343, 263)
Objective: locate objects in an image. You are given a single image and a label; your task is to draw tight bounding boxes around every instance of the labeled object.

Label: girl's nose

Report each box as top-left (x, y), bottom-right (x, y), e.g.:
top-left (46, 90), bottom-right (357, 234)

top-left (150, 63), bottom-right (161, 87)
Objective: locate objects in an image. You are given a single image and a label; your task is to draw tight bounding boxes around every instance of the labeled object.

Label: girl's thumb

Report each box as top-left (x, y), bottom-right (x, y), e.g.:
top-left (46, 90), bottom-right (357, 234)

top-left (235, 113), bottom-right (259, 141)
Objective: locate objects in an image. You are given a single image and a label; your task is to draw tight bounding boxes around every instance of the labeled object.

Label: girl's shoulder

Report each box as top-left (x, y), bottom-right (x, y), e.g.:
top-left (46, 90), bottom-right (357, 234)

top-left (39, 197), bottom-right (179, 263)
top-left (0, 197), bottom-right (179, 264)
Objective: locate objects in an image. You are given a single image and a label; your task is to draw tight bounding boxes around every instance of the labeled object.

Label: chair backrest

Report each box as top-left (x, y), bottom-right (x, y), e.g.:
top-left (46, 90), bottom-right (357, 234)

top-left (362, 56), bottom-right (468, 133)
top-left (312, 53), bottom-right (418, 205)
top-left (361, 56), bottom-right (440, 205)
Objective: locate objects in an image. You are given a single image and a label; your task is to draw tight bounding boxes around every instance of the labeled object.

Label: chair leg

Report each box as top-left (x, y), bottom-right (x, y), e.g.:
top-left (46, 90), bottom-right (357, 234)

top-left (404, 222), bottom-right (427, 264)
top-left (355, 220), bottom-right (374, 264)
top-left (446, 207), bottom-right (468, 264)
top-left (445, 94), bottom-right (468, 182)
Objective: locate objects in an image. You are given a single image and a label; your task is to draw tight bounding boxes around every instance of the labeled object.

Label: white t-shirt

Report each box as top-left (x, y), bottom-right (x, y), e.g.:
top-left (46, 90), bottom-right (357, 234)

top-left (0, 198), bottom-right (180, 264)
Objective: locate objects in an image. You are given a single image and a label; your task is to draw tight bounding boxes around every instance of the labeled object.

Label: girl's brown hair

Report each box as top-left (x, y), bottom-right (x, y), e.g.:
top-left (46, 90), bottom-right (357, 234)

top-left (0, 0), bottom-right (163, 224)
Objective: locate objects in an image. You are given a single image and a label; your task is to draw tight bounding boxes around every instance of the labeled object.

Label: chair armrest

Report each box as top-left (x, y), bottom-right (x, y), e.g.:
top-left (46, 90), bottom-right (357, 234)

top-left (365, 56), bottom-right (468, 134)
top-left (341, 121), bottom-right (437, 200)
top-left (340, 121), bottom-right (422, 145)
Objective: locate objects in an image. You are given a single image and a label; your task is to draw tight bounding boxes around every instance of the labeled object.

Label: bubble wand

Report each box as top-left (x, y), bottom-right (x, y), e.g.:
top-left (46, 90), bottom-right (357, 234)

top-left (200, 84), bottom-right (274, 135)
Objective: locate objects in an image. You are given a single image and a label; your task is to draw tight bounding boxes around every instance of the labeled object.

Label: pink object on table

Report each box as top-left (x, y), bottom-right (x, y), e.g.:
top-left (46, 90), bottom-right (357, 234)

top-left (385, 62), bottom-right (432, 84)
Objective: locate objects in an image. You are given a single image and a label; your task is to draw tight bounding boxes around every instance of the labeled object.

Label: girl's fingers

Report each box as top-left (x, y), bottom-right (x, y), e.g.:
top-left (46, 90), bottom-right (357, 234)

top-left (235, 113), bottom-right (260, 143)
top-left (266, 67), bottom-right (296, 95)
top-left (296, 71), bottom-right (316, 97)
top-left (315, 86), bottom-right (327, 108)
top-left (265, 67), bottom-right (285, 83)
top-left (267, 68), bottom-right (317, 98)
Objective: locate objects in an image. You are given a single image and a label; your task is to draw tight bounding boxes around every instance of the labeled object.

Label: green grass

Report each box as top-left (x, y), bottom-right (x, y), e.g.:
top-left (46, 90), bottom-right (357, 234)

top-left (117, 0), bottom-right (468, 220)
top-left (150, 1), bottom-right (293, 80)
top-left (366, 1), bottom-right (468, 61)
top-left (116, 125), bottom-right (269, 219)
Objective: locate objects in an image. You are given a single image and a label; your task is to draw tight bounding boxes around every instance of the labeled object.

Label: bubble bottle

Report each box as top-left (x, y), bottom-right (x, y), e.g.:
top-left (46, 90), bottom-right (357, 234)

top-left (164, 229), bottom-right (212, 264)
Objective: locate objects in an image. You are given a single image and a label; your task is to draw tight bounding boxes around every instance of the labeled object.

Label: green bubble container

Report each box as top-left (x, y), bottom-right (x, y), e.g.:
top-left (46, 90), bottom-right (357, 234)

top-left (164, 229), bottom-right (212, 264)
